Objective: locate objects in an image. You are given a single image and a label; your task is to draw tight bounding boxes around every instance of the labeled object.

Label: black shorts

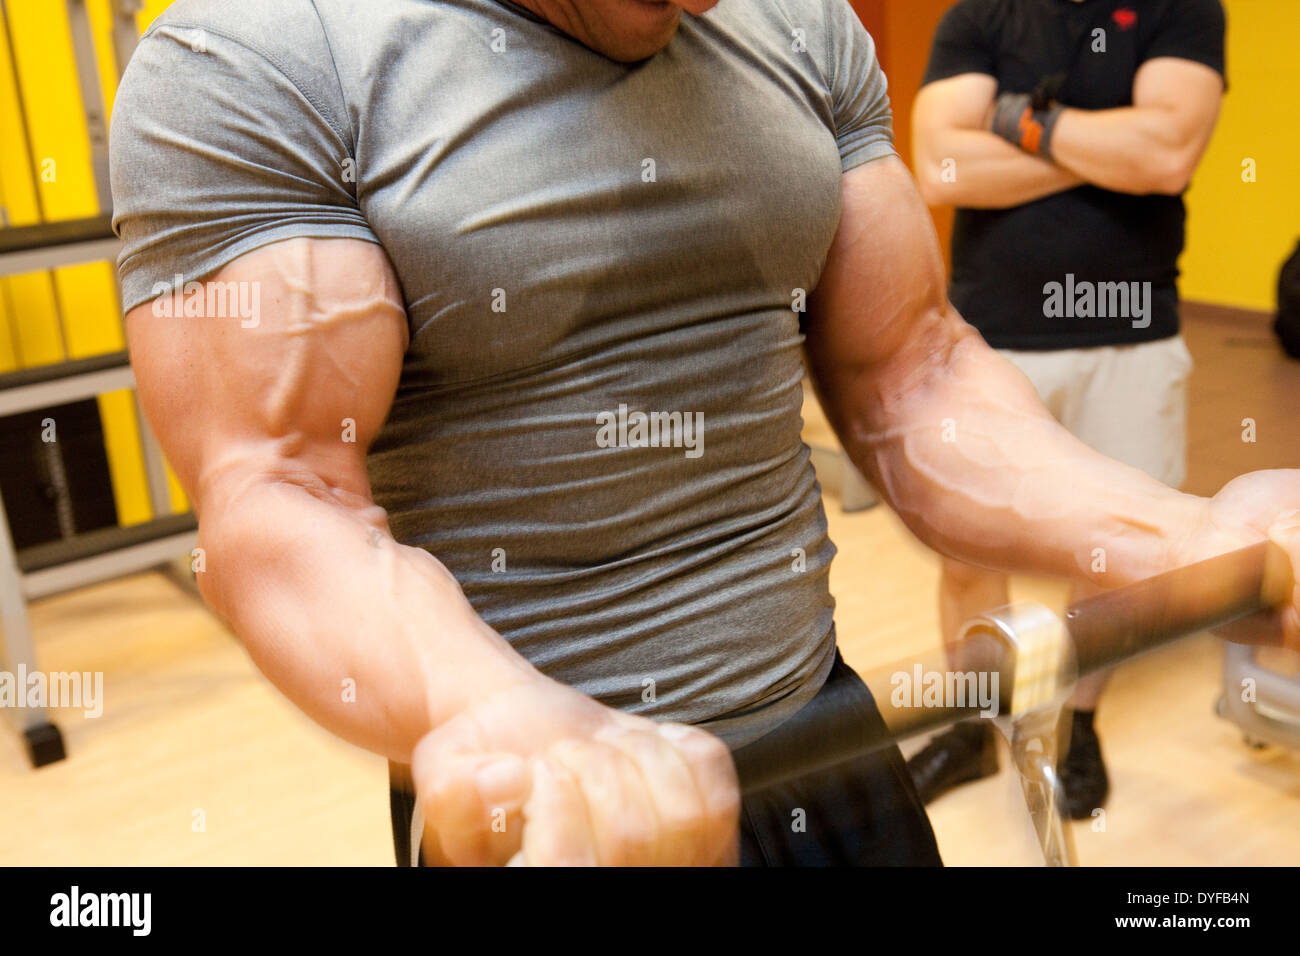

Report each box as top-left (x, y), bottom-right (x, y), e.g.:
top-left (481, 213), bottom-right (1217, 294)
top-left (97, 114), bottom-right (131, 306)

top-left (388, 652), bottom-right (942, 866)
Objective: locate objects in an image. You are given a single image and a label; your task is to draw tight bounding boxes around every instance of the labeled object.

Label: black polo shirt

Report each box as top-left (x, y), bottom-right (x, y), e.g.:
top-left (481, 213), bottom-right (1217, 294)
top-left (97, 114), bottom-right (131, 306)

top-left (921, 0), bottom-right (1226, 350)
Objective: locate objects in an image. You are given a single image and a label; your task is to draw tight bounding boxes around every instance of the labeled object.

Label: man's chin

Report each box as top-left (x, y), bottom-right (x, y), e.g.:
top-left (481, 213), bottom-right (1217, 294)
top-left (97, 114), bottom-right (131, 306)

top-left (592, 2), bottom-right (683, 62)
top-left (600, 39), bottom-right (673, 62)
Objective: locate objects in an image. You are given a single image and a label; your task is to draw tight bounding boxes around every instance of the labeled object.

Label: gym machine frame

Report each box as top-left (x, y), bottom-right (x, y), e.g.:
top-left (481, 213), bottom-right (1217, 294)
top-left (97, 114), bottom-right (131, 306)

top-left (0, 0), bottom-right (196, 768)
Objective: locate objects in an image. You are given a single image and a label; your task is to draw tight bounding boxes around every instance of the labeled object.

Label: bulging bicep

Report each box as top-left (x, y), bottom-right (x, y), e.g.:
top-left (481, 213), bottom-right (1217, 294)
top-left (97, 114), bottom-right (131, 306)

top-left (125, 237), bottom-right (408, 510)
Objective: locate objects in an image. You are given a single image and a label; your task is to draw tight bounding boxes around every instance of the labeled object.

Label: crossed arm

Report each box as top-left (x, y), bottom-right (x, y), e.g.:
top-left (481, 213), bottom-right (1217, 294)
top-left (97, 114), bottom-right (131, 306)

top-left (912, 57), bottom-right (1224, 207)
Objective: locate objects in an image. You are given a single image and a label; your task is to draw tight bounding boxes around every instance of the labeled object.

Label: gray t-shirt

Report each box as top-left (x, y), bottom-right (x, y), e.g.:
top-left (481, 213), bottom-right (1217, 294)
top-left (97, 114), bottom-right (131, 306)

top-left (110, 0), bottom-right (895, 747)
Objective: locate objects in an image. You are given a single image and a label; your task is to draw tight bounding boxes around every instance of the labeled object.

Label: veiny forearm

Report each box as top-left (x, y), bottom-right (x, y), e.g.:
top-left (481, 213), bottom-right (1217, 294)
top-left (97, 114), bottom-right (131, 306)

top-left (196, 468), bottom-right (540, 763)
top-left (805, 157), bottom-right (1203, 588)
top-left (916, 127), bottom-right (1084, 208)
top-left (838, 323), bottom-right (1204, 586)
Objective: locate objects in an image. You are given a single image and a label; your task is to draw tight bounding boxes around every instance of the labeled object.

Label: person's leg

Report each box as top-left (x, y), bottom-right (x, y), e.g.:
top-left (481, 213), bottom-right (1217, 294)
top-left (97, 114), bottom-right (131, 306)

top-left (905, 558), bottom-right (1009, 803)
top-left (1057, 576), bottom-right (1110, 818)
top-left (1061, 336), bottom-right (1190, 496)
top-left (1052, 334), bottom-right (1192, 817)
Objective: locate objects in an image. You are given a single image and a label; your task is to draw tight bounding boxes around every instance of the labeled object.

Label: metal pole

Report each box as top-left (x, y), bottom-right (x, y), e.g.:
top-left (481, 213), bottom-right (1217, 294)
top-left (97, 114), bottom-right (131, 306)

top-left (64, 0), bottom-right (113, 211)
top-left (109, 0), bottom-right (143, 80)
top-left (0, 482), bottom-right (51, 735)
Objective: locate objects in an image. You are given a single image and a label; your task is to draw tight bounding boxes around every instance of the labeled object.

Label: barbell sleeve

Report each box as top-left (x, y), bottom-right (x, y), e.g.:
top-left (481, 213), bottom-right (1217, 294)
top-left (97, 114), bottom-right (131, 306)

top-left (733, 540), bottom-right (1292, 796)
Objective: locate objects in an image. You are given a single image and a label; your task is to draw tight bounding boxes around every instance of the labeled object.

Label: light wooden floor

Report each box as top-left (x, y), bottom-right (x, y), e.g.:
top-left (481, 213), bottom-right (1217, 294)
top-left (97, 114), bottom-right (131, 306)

top-left (2, 307), bottom-right (1297, 865)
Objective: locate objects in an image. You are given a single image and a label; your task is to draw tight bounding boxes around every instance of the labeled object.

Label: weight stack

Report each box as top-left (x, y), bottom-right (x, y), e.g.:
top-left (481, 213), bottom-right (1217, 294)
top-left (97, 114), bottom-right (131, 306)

top-left (0, 399), bottom-right (119, 550)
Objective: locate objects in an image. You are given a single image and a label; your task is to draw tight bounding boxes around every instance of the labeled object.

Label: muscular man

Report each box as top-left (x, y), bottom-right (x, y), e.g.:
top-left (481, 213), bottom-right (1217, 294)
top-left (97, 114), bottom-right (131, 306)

top-left (111, 0), bottom-right (1300, 866)
top-left (908, 0), bottom-right (1226, 816)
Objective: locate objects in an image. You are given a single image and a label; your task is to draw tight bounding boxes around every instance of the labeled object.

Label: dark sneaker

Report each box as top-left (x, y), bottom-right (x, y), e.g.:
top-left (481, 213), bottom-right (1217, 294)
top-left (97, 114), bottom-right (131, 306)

top-left (1058, 710), bottom-right (1109, 820)
top-left (906, 720), bottom-right (999, 804)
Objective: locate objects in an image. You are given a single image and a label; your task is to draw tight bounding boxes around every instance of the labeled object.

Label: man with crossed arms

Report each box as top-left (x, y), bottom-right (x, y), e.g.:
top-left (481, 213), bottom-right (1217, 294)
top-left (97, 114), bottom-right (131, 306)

top-left (908, 0), bottom-right (1227, 815)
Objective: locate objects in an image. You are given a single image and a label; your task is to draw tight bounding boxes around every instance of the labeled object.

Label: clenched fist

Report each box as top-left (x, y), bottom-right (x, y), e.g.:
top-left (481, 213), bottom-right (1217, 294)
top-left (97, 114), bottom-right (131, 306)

top-left (411, 676), bottom-right (740, 866)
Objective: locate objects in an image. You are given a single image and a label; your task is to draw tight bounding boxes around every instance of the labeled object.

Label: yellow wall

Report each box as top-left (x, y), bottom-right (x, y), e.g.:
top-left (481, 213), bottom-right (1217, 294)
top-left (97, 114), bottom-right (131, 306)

top-left (1181, 0), bottom-right (1300, 312)
top-left (136, 0), bottom-right (172, 31)
top-left (0, 0), bottom-right (187, 521)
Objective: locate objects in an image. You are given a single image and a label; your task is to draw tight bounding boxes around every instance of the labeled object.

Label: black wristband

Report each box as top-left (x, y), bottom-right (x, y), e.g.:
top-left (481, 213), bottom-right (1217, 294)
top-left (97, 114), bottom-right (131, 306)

top-left (990, 93), bottom-right (1065, 161)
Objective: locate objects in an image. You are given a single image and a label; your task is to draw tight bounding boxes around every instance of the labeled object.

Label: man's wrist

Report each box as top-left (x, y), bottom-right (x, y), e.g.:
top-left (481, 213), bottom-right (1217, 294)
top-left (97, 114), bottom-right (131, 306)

top-left (1132, 491), bottom-right (1263, 583)
top-left (1085, 490), bottom-right (1213, 588)
top-left (413, 623), bottom-right (547, 754)
top-left (988, 92), bottom-right (1065, 161)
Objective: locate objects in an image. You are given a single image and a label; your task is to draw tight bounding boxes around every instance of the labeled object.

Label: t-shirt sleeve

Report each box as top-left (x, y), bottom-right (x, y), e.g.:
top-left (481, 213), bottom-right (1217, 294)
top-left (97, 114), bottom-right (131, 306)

top-left (921, 0), bottom-right (996, 87)
top-left (109, 13), bottom-right (378, 313)
top-left (821, 0), bottom-right (896, 173)
top-left (1142, 0), bottom-right (1227, 81)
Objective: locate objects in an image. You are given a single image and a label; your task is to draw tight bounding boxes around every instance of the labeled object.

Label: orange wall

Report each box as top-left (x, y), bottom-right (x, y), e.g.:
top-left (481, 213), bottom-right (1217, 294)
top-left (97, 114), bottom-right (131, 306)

top-left (850, 0), bottom-right (956, 267)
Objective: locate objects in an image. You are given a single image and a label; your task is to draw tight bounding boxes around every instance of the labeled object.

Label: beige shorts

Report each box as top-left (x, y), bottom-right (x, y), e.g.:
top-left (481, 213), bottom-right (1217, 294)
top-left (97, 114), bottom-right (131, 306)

top-left (998, 335), bottom-right (1193, 490)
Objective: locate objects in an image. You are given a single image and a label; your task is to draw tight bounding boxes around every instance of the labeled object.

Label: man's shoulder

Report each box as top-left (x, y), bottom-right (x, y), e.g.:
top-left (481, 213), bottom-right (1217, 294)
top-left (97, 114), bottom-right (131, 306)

top-left (144, 0), bottom-right (313, 31)
top-left (123, 0), bottom-right (357, 141)
top-left (1140, 0), bottom-right (1225, 14)
top-left (135, 0), bottom-right (348, 101)
top-left (1140, 0), bottom-right (1226, 29)
top-left (141, 0), bottom-right (330, 49)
